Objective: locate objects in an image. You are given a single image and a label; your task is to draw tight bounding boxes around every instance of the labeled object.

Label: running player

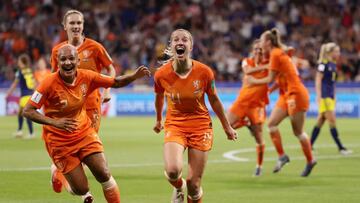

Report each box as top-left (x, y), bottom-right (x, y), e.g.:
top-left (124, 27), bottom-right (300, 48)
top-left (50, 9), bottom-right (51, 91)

top-left (23, 44), bottom-right (150, 203)
top-left (227, 39), bottom-right (268, 176)
top-left (51, 9), bottom-right (115, 132)
top-left (50, 9), bottom-right (116, 193)
top-left (153, 29), bottom-right (237, 203)
top-left (247, 29), bottom-right (316, 177)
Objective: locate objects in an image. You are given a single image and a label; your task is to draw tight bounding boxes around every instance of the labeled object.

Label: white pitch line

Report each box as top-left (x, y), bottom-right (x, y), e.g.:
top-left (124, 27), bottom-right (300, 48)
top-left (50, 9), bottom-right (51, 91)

top-left (0, 144), bottom-right (358, 172)
top-left (223, 143), bottom-right (360, 162)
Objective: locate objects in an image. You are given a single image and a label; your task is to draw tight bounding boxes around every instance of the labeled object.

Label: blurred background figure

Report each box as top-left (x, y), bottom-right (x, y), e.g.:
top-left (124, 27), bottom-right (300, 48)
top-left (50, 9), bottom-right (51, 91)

top-left (5, 53), bottom-right (35, 139)
top-left (0, 1), bottom-right (359, 84)
top-left (34, 57), bottom-right (51, 84)
top-left (310, 42), bottom-right (353, 155)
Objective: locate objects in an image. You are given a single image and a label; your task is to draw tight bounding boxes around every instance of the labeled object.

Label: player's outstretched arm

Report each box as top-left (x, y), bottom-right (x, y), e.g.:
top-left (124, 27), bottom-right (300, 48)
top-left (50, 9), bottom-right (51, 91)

top-left (112, 65), bottom-right (151, 88)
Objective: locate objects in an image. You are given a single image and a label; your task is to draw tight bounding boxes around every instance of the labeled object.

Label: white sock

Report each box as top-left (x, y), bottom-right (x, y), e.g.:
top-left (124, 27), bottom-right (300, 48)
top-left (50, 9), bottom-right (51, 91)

top-left (81, 191), bottom-right (92, 200)
top-left (101, 176), bottom-right (117, 190)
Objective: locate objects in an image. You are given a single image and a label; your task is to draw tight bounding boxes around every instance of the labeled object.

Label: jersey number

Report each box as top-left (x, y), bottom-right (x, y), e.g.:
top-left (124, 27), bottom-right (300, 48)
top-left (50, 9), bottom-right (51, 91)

top-left (170, 92), bottom-right (181, 104)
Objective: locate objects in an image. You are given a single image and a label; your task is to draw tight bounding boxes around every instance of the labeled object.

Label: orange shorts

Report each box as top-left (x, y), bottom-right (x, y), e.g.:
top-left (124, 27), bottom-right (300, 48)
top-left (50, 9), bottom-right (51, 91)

top-left (276, 92), bottom-right (309, 116)
top-left (229, 104), bottom-right (266, 126)
top-left (45, 133), bottom-right (103, 174)
top-left (164, 128), bottom-right (214, 152)
top-left (86, 107), bottom-right (101, 133)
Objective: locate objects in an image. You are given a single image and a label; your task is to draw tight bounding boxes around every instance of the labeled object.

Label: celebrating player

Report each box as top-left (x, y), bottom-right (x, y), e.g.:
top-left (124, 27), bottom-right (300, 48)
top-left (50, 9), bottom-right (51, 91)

top-left (153, 29), bottom-right (237, 203)
top-left (23, 44), bottom-right (150, 203)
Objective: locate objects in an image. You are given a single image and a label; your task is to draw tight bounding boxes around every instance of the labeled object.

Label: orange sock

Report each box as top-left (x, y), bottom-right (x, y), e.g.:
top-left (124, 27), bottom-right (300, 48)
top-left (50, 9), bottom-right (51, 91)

top-left (101, 176), bottom-right (120, 203)
top-left (169, 177), bottom-right (183, 189)
top-left (299, 133), bottom-right (313, 163)
top-left (256, 144), bottom-right (265, 167)
top-left (270, 130), bottom-right (285, 157)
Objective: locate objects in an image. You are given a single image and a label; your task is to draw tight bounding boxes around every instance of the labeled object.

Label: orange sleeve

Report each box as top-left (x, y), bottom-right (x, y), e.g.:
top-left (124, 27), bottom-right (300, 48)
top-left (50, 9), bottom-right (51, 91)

top-left (87, 71), bottom-right (115, 93)
top-left (154, 70), bottom-right (165, 94)
top-left (28, 78), bottom-right (51, 108)
top-left (205, 68), bottom-right (216, 96)
top-left (269, 49), bottom-right (281, 72)
top-left (50, 47), bottom-right (58, 72)
top-left (96, 43), bottom-right (113, 68)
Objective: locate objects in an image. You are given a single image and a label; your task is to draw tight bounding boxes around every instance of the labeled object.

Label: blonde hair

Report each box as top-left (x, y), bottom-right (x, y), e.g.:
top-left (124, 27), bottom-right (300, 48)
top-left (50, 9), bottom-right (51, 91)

top-left (262, 28), bottom-right (287, 50)
top-left (161, 29), bottom-right (194, 63)
top-left (18, 54), bottom-right (31, 67)
top-left (62, 9), bottom-right (84, 26)
top-left (318, 42), bottom-right (339, 63)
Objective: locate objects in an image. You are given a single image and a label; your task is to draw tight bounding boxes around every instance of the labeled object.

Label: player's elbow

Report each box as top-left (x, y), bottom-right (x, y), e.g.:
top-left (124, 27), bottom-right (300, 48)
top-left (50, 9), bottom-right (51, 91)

top-left (22, 106), bottom-right (33, 119)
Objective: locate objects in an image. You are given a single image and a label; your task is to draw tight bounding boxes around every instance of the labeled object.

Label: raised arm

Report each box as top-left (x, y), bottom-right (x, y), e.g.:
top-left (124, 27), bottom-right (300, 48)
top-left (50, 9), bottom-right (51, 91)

top-left (207, 94), bottom-right (237, 141)
top-left (112, 66), bottom-right (151, 88)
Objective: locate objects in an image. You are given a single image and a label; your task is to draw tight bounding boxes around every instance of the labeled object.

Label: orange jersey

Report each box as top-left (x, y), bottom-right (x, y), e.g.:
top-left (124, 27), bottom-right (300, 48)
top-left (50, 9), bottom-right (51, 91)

top-left (269, 48), bottom-right (307, 96)
top-left (28, 69), bottom-right (114, 146)
top-left (236, 58), bottom-right (269, 107)
top-left (275, 72), bottom-right (288, 95)
top-left (154, 60), bottom-right (216, 131)
top-left (51, 38), bottom-right (113, 110)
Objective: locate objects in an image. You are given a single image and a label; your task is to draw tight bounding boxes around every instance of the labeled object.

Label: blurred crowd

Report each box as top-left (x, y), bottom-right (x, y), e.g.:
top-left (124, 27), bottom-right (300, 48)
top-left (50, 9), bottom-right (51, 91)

top-left (1, 0), bottom-right (360, 86)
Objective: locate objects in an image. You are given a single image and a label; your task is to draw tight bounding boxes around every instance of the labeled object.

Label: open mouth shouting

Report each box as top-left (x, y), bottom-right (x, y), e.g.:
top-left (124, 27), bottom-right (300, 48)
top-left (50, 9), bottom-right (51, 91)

top-left (61, 64), bottom-right (76, 75)
top-left (175, 45), bottom-right (186, 59)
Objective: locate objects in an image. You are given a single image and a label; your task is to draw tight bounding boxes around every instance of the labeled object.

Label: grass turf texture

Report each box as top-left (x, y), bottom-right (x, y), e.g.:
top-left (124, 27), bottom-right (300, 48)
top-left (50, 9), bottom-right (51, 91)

top-left (0, 116), bottom-right (359, 203)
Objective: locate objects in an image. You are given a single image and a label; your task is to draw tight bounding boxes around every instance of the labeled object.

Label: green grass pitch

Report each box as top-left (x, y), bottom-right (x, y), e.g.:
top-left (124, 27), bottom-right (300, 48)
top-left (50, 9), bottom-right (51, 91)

top-left (0, 116), bottom-right (359, 203)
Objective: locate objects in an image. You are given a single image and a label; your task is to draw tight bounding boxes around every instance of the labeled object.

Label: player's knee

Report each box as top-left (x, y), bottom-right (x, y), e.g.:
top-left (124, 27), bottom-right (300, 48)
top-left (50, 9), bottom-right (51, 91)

top-left (94, 167), bottom-right (111, 183)
top-left (164, 170), bottom-right (182, 181)
top-left (268, 126), bottom-right (278, 133)
top-left (296, 132), bottom-right (308, 140)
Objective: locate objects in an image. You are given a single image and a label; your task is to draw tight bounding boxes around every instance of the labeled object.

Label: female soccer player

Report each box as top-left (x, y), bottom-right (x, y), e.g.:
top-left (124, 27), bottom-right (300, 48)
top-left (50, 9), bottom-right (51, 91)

top-left (50, 9), bottom-right (116, 194)
top-left (153, 29), bottom-right (237, 203)
top-left (51, 9), bottom-right (116, 132)
top-left (6, 54), bottom-right (35, 139)
top-left (247, 29), bottom-right (316, 177)
top-left (23, 44), bottom-right (150, 203)
top-left (310, 42), bottom-right (352, 155)
top-left (227, 39), bottom-right (268, 176)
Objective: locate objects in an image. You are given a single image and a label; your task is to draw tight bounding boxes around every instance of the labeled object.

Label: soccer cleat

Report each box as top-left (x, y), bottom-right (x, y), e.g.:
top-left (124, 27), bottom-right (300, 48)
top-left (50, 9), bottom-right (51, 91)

top-left (51, 164), bottom-right (64, 193)
top-left (83, 196), bottom-right (94, 203)
top-left (253, 167), bottom-right (262, 177)
top-left (301, 160), bottom-right (317, 177)
top-left (13, 130), bottom-right (23, 138)
top-left (171, 179), bottom-right (186, 203)
top-left (339, 149), bottom-right (353, 156)
top-left (24, 133), bottom-right (35, 139)
top-left (273, 154), bottom-right (290, 173)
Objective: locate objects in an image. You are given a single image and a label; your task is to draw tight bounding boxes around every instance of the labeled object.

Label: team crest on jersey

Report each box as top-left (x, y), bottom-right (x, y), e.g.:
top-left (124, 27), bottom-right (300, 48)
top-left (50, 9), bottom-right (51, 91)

top-left (82, 50), bottom-right (92, 58)
top-left (80, 83), bottom-right (88, 97)
top-left (82, 50), bottom-right (93, 62)
top-left (193, 80), bottom-right (200, 89)
top-left (193, 80), bottom-right (202, 94)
